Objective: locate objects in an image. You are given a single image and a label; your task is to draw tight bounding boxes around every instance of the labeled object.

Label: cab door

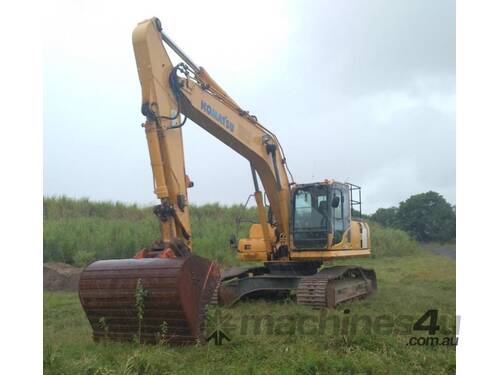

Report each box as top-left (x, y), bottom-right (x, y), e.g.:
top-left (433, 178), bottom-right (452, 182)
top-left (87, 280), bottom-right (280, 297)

top-left (331, 183), bottom-right (351, 245)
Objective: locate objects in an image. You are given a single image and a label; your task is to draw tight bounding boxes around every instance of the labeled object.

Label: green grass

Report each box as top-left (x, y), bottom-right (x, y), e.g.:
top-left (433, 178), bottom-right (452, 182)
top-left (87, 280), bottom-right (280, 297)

top-left (369, 222), bottom-right (419, 257)
top-left (44, 197), bottom-right (419, 267)
top-left (43, 197), bottom-right (454, 374)
top-left (44, 251), bottom-right (455, 375)
top-left (44, 196), bottom-right (257, 267)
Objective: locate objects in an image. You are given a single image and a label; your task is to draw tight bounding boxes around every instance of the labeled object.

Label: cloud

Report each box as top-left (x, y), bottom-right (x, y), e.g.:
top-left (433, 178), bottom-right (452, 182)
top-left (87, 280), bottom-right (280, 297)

top-left (288, 0), bottom-right (455, 95)
top-left (44, 0), bottom-right (455, 213)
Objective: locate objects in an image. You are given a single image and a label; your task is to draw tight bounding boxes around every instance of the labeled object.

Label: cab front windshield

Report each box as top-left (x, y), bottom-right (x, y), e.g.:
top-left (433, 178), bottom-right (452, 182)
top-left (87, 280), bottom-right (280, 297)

top-left (293, 185), bottom-right (330, 233)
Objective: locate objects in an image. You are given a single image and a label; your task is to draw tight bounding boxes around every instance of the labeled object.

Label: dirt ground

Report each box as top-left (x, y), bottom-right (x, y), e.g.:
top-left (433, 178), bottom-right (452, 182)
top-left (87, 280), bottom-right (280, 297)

top-left (43, 262), bottom-right (82, 291)
top-left (421, 243), bottom-right (456, 261)
top-left (431, 246), bottom-right (456, 261)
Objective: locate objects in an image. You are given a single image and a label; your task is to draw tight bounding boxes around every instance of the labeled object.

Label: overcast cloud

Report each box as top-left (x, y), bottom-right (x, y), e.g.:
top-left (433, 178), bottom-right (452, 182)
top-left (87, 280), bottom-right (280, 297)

top-left (44, 0), bottom-right (455, 213)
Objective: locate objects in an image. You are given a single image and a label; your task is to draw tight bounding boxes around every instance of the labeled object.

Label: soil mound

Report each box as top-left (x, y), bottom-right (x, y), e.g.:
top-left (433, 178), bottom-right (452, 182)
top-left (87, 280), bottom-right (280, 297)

top-left (44, 262), bottom-right (82, 291)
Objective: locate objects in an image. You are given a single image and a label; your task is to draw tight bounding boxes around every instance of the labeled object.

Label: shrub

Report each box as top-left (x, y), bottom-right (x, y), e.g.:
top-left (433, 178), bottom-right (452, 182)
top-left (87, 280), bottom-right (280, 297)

top-left (369, 222), bottom-right (418, 257)
top-left (73, 250), bottom-right (97, 267)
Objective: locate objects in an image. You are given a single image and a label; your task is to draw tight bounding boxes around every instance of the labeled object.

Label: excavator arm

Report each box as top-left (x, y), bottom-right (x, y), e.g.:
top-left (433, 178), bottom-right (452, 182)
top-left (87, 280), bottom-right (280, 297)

top-left (132, 18), bottom-right (292, 255)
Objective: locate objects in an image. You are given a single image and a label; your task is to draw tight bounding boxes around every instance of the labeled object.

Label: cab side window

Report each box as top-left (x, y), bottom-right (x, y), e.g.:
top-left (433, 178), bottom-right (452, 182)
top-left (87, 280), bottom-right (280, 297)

top-left (333, 188), bottom-right (343, 241)
top-left (332, 187), bottom-right (349, 244)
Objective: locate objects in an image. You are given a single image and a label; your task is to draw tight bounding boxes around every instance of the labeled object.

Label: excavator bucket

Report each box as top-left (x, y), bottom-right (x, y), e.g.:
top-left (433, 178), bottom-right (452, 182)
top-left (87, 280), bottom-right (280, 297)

top-left (79, 255), bottom-right (219, 345)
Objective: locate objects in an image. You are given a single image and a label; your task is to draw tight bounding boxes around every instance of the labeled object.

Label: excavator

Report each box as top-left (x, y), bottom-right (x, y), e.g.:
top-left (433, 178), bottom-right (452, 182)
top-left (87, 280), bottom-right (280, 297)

top-left (79, 17), bottom-right (377, 345)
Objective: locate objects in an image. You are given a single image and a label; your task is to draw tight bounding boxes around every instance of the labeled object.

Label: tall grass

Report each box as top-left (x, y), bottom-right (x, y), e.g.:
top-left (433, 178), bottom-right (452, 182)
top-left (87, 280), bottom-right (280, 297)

top-left (369, 222), bottom-right (418, 257)
top-left (43, 197), bottom-right (418, 266)
top-left (43, 197), bottom-right (257, 266)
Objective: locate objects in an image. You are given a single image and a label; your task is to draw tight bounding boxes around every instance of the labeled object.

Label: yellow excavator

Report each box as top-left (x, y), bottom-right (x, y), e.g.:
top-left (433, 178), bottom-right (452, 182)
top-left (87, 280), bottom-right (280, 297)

top-left (79, 18), bottom-right (376, 344)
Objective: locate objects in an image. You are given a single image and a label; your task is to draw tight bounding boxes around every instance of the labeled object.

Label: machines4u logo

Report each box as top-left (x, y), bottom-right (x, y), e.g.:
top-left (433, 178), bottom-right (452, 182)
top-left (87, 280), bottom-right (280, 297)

top-left (205, 308), bottom-right (233, 345)
top-left (201, 100), bottom-right (235, 132)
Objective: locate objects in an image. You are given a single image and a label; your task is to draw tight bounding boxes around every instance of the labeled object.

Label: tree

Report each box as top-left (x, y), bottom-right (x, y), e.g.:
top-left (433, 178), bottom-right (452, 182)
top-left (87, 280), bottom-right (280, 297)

top-left (397, 191), bottom-right (455, 242)
top-left (370, 207), bottom-right (399, 228)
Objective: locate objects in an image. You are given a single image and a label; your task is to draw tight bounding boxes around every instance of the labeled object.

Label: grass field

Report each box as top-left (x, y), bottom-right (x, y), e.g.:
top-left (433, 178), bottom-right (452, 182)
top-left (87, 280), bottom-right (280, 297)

top-left (44, 251), bottom-right (455, 375)
top-left (43, 196), bottom-right (258, 267)
top-left (43, 196), bottom-right (419, 266)
top-left (43, 197), bottom-right (455, 374)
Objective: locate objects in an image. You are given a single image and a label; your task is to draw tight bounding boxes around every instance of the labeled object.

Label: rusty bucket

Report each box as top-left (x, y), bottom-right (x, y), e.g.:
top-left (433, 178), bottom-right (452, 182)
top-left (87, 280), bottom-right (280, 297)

top-left (79, 255), bottom-right (219, 345)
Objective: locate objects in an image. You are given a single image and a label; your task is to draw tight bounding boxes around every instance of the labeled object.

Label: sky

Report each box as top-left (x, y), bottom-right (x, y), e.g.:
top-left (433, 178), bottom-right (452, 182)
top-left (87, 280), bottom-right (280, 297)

top-left (43, 0), bottom-right (455, 214)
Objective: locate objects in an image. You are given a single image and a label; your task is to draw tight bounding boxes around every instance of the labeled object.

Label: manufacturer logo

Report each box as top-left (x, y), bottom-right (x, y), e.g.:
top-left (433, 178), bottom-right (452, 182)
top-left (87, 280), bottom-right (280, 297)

top-left (201, 100), bottom-right (235, 132)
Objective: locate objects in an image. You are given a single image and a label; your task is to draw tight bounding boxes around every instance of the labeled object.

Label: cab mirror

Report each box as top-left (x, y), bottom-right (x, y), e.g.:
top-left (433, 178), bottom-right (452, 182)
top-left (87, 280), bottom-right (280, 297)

top-left (332, 196), bottom-right (340, 208)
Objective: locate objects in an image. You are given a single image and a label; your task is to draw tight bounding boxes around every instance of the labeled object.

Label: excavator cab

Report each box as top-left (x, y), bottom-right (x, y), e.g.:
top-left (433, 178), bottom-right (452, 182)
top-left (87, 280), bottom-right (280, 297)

top-left (291, 181), bottom-right (351, 249)
top-left (238, 179), bottom-right (370, 263)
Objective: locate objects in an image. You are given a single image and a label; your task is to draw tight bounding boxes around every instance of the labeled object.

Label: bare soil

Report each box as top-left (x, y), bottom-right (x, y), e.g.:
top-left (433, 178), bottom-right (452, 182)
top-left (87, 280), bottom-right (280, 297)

top-left (43, 262), bottom-right (82, 291)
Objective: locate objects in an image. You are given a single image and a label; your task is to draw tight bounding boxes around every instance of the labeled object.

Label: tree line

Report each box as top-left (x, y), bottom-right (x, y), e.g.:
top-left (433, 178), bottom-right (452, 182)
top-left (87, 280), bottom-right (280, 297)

top-left (369, 191), bottom-right (455, 243)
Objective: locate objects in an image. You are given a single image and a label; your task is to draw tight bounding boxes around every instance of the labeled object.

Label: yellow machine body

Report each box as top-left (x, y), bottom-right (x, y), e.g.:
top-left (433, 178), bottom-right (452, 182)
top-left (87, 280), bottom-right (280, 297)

top-left (239, 219), bottom-right (371, 262)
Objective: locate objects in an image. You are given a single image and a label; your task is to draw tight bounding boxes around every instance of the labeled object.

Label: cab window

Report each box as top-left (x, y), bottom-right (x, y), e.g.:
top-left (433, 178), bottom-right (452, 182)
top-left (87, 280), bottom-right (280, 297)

top-left (332, 185), bottom-right (350, 244)
top-left (293, 185), bottom-right (330, 249)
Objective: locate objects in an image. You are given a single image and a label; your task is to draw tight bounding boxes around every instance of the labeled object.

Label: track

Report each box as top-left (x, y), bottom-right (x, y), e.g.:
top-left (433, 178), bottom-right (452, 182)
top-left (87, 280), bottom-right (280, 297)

top-left (296, 266), bottom-right (377, 308)
top-left (212, 265), bottom-right (376, 308)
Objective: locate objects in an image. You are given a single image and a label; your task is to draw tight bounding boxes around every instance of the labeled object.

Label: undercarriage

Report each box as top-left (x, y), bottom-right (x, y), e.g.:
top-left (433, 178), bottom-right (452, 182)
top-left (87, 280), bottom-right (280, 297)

top-left (212, 262), bottom-right (377, 308)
